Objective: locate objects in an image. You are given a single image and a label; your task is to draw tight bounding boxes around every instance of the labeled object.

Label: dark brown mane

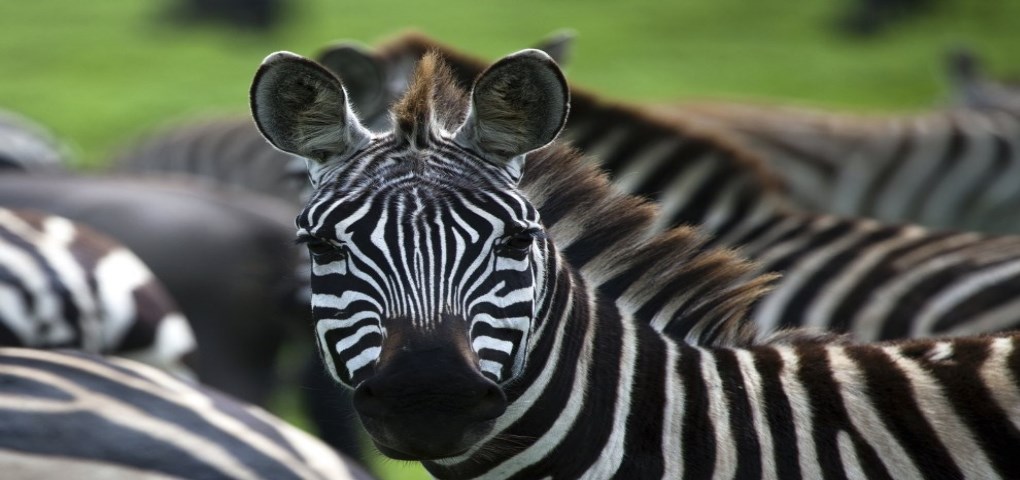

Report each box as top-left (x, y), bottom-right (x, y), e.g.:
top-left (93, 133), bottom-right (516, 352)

top-left (521, 143), bottom-right (775, 347)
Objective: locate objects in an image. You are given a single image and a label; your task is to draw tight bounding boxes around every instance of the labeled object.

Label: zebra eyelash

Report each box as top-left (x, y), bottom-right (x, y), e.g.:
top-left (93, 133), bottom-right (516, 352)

top-left (295, 234), bottom-right (347, 258)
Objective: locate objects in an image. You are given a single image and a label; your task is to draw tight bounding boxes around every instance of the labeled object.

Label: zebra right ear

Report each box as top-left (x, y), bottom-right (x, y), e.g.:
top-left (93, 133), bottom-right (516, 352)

top-left (250, 51), bottom-right (371, 179)
top-left (315, 42), bottom-right (389, 127)
top-left (454, 49), bottom-right (569, 181)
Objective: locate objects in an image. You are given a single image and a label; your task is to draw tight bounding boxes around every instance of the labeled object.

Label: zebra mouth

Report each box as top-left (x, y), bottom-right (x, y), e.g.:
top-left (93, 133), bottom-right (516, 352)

top-left (372, 440), bottom-right (470, 461)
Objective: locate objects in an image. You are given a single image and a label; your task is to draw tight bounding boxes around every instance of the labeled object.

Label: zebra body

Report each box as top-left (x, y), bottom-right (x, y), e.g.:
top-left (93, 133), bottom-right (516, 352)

top-left (0, 174), bottom-right (304, 404)
top-left (0, 207), bottom-right (194, 375)
top-left (250, 48), bottom-right (1020, 479)
top-left (648, 100), bottom-right (1020, 233)
top-left (0, 347), bottom-right (375, 480)
top-left (310, 33), bottom-right (1020, 342)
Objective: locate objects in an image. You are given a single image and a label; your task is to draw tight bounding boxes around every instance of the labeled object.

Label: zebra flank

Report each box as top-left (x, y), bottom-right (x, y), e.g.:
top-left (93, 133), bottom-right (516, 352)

top-left (250, 47), bottom-right (1020, 479)
top-left (0, 208), bottom-right (195, 375)
top-left (0, 348), bottom-right (375, 480)
top-left (338, 33), bottom-right (1020, 341)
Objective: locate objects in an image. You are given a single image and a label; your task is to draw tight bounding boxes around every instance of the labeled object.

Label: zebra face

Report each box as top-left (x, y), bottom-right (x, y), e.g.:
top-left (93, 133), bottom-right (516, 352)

top-left (296, 179), bottom-right (546, 389)
top-left (251, 47), bottom-right (568, 460)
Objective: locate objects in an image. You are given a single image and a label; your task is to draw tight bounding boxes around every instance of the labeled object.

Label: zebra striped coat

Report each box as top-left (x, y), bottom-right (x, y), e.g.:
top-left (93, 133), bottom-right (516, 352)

top-left (0, 208), bottom-right (195, 375)
top-left (250, 48), bottom-right (1020, 479)
top-left (308, 33), bottom-right (1020, 342)
top-left (0, 348), bottom-right (375, 480)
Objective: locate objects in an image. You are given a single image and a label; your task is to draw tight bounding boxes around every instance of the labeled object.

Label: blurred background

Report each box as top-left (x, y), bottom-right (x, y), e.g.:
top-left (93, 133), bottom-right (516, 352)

top-left (1, 0), bottom-right (1017, 167)
top-left (0, 0), bottom-right (1016, 477)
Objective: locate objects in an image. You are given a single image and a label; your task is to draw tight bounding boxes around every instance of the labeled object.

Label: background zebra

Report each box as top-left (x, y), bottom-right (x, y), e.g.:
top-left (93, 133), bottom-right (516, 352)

top-left (302, 33), bottom-right (1020, 343)
top-left (0, 347), bottom-right (375, 480)
top-left (0, 110), bottom-right (70, 173)
top-left (648, 100), bottom-right (1020, 234)
top-left (0, 207), bottom-right (195, 375)
top-left (251, 48), bottom-right (1020, 479)
top-left (0, 174), bottom-right (305, 406)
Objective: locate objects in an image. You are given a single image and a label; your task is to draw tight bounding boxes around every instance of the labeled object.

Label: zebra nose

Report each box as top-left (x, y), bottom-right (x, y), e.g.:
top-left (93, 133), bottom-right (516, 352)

top-left (353, 373), bottom-right (507, 422)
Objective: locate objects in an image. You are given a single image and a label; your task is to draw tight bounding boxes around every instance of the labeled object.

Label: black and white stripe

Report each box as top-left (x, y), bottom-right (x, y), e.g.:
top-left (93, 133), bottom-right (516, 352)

top-left (650, 100), bottom-right (1020, 234)
top-left (251, 49), bottom-right (1020, 479)
top-left (0, 207), bottom-right (195, 375)
top-left (0, 347), bottom-right (375, 480)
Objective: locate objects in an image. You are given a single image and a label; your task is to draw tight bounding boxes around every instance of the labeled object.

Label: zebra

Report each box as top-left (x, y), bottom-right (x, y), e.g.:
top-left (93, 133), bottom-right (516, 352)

top-left (0, 110), bottom-right (70, 173)
top-left (0, 347), bottom-right (376, 480)
top-left (0, 174), bottom-right (305, 405)
top-left (303, 33), bottom-right (1020, 342)
top-left (250, 48), bottom-right (1020, 479)
top-left (0, 207), bottom-right (195, 376)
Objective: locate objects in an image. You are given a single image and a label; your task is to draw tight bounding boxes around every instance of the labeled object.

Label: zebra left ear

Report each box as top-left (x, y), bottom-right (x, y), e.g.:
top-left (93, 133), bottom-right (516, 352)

top-left (454, 49), bottom-right (569, 182)
top-left (250, 51), bottom-right (371, 183)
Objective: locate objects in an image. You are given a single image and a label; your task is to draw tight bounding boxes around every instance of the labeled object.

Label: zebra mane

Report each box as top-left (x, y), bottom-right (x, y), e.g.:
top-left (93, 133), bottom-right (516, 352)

top-left (520, 144), bottom-right (776, 347)
top-left (392, 51), bottom-right (468, 146)
top-left (374, 31), bottom-right (787, 194)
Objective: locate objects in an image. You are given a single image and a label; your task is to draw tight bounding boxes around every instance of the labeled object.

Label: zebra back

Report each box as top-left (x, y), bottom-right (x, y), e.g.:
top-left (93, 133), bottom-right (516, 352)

top-left (650, 99), bottom-right (1020, 233)
top-left (113, 117), bottom-right (308, 205)
top-left (0, 347), bottom-right (374, 480)
top-left (0, 208), bottom-right (195, 376)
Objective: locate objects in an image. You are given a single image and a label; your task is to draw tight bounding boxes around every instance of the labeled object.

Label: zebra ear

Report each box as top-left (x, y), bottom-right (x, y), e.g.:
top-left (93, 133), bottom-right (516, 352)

top-left (315, 42), bottom-right (389, 127)
top-left (250, 51), bottom-right (371, 174)
top-left (454, 49), bottom-right (569, 180)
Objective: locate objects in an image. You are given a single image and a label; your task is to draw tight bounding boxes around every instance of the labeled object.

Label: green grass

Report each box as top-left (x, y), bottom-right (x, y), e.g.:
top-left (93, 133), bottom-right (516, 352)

top-left (2, 1), bottom-right (1017, 478)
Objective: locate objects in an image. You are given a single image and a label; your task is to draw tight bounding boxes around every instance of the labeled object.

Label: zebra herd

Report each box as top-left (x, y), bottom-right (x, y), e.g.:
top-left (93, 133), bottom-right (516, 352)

top-left (2, 31), bottom-right (1020, 479)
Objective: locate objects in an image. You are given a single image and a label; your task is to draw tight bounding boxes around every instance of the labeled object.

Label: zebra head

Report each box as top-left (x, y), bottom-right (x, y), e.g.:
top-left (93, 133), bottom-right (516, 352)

top-left (251, 48), bottom-right (569, 460)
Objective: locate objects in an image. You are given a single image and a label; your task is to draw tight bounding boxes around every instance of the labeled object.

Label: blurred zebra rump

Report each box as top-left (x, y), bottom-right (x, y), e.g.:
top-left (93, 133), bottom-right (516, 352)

top-left (0, 208), bottom-right (195, 375)
top-left (319, 33), bottom-right (1020, 342)
top-left (0, 348), bottom-right (375, 480)
top-left (0, 110), bottom-right (70, 173)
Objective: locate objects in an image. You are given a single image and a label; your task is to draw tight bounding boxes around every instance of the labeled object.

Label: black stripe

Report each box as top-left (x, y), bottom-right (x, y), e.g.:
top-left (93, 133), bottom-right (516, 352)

top-left (678, 346), bottom-right (715, 480)
top-left (904, 119), bottom-right (966, 220)
top-left (613, 328), bottom-right (667, 479)
top-left (713, 348), bottom-right (762, 479)
top-left (860, 131), bottom-right (913, 216)
top-left (751, 347), bottom-right (801, 478)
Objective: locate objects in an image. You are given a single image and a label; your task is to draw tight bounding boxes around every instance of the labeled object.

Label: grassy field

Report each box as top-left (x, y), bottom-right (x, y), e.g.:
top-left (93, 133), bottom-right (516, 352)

top-left (1, 1), bottom-right (1017, 478)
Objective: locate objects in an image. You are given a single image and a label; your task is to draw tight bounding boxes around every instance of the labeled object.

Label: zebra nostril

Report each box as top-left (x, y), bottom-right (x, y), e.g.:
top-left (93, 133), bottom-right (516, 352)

top-left (470, 384), bottom-right (507, 421)
top-left (352, 382), bottom-right (387, 418)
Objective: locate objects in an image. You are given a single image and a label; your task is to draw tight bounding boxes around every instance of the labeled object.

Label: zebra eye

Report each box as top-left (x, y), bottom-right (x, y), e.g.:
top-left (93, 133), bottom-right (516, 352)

top-left (502, 230), bottom-right (537, 252)
top-left (306, 239), bottom-right (347, 260)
